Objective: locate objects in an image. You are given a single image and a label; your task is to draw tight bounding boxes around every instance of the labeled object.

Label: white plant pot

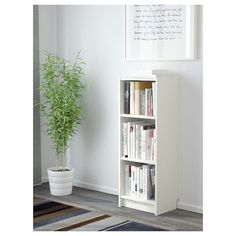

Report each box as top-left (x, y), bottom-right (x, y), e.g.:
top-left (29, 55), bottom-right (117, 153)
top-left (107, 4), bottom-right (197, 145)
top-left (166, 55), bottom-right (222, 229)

top-left (47, 167), bottom-right (75, 196)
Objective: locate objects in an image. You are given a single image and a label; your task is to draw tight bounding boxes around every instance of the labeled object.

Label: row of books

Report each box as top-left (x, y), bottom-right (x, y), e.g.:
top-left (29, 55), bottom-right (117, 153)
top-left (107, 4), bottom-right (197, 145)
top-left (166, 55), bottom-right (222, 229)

top-left (125, 164), bottom-right (155, 200)
top-left (121, 121), bottom-right (156, 161)
top-left (124, 81), bottom-right (156, 116)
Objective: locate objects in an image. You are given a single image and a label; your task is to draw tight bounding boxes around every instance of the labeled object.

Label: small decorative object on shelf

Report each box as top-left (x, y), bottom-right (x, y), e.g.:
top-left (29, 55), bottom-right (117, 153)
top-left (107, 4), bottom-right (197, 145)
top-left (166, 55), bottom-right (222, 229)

top-left (119, 71), bottom-right (179, 215)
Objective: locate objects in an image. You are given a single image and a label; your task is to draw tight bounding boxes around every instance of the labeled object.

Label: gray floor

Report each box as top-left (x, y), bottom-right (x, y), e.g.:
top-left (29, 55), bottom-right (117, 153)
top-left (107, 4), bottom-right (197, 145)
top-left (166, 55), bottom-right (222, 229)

top-left (34, 183), bottom-right (203, 231)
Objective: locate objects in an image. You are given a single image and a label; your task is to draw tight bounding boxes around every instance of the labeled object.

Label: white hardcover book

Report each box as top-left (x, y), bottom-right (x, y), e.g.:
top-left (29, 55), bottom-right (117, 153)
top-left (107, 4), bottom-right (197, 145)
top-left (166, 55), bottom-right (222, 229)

top-left (124, 123), bottom-right (128, 158)
top-left (142, 165), bottom-right (147, 200)
top-left (131, 165), bottom-right (136, 197)
top-left (132, 124), bottom-right (136, 159)
top-left (136, 166), bottom-right (140, 198)
top-left (130, 82), bottom-right (135, 114)
top-left (134, 82), bottom-right (141, 115)
top-left (140, 126), bottom-right (147, 160)
top-left (135, 124), bottom-right (141, 159)
top-left (122, 123), bottom-right (128, 158)
top-left (145, 89), bottom-right (148, 116)
top-left (146, 129), bottom-right (154, 160)
top-left (139, 166), bottom-right (143, 199)
top-left (130, 124), bottom-right (133, 159)
top-left (127, 122), bottom-right (131, 159)
top-left (145, 89), bottom-right (152, 116)
top-left (140, 90), bottom-right (145, 115)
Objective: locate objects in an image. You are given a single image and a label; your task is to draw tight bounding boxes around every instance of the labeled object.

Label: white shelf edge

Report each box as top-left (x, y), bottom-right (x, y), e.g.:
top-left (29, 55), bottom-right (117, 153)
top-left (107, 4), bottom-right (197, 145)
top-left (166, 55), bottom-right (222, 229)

top-left (120, 157), bottom-right (155, 165)
top-left (120, 114), bottom-right (156, 120)
top-left (121, 195), bottom-right (155, 205)
top-left (120, 77), bottom-right (157, 81)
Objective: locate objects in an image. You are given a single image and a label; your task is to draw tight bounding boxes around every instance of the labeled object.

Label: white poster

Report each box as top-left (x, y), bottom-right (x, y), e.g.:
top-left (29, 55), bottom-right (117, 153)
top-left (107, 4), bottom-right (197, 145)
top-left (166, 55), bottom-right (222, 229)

top-left (125, 5), bottom-right (197, 60)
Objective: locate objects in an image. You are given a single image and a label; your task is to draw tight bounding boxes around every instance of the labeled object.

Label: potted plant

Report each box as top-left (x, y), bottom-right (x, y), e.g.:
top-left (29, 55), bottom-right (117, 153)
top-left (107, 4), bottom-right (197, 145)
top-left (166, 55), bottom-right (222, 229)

top-left (39, 52), bottom-right (85, 196)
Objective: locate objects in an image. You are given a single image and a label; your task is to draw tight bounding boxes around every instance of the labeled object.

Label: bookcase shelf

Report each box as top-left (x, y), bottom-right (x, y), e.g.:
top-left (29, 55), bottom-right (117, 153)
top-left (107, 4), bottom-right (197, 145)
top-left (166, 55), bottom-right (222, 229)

top-left (120, 114), bottom-right (156, 120)
top-left (118, 74), bottom-right (179, 216)
top-left (120, 157), bottom-right (155, 165)
top-left (121, 195), bottom-right (155, 205)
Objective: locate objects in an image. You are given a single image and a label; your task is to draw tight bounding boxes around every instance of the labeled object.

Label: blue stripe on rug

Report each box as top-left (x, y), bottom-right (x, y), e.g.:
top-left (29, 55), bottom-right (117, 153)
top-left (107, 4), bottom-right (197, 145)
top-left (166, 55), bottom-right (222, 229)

top-left (34, 208), bottom-right (90, 228)
top-left (107, 221), bottom-right (166, 231)
top-left (99, 220), bottom-right (130, 231)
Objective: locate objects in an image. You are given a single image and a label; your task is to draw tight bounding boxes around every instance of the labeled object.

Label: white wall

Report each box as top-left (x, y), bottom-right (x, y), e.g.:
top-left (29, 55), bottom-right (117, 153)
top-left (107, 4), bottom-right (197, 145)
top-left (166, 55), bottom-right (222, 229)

top-left (39, 5), bottom-right (203, 213)
top-left (39, 5), bottom-right (57, 181)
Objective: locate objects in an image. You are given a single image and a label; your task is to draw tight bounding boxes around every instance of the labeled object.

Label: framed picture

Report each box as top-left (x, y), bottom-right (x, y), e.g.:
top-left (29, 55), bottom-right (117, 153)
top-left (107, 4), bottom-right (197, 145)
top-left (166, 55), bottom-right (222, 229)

top-left (125, 5), bottom-right (197, 61)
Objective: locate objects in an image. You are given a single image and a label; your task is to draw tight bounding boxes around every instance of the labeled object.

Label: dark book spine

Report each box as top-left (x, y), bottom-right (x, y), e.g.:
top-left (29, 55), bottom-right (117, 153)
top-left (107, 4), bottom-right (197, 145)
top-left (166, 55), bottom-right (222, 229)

top-left (124, 81), bottom-right (130, 114)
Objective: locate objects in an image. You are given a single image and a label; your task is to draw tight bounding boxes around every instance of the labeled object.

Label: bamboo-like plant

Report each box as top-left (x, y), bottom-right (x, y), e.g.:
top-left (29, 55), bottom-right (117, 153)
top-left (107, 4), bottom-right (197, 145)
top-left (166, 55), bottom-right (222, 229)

top-left (40, 52), bottom-right (85, 171)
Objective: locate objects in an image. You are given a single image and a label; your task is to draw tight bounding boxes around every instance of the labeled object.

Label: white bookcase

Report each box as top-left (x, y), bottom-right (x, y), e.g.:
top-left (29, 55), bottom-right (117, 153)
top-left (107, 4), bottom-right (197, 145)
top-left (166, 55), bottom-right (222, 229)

top-left (118, 74), bottom-right (179, 216)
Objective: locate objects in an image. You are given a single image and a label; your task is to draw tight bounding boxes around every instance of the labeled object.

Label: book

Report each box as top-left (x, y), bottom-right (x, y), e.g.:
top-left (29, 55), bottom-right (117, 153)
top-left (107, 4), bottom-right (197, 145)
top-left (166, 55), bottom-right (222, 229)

top-left (145, 88), bottom-right (152, 116)
top-left (146, 129), bottom-right (154, 160)
top-left (130, 82), bottom-right (135, 114)
top-left (122, 123), bottom-right (128, 158)
top-left (134, 82), bottom-right (141, 115)
top-left (140, 90), bottom-right (145, 115)
top-left (150, 166), bottom-right (155, 199)
top-left (139, 166), bottom-right (144, 199)
top-left (136, 166), bottom-right (140, 198)
top-left (125, 165), bottom-right (131, 195)
top-left (140, 123), bottom-right (155, 160)
top-left (131, 165), bottom-right (136, 197)
top-left (124, 81), bottom-right (130, 114)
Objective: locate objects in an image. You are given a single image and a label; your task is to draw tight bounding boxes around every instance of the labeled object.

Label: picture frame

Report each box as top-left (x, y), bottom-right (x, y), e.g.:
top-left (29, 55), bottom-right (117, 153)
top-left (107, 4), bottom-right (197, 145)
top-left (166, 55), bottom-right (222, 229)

top-left (125, 5), bottom-right (197, 61)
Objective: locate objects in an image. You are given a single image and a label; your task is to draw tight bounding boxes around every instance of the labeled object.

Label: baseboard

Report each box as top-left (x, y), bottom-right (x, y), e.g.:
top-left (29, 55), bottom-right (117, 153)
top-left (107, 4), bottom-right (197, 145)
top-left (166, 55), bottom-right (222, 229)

top-left (41, 177), bottom-right (118, 195)
top-left (73, 180), bottom-right (118, 195)
top-left (177, 201), bottom-right (203, 214)
top-left (42, 176), bottom-right (48, 183)
top-left (41, 176), bottom-right (202, 213)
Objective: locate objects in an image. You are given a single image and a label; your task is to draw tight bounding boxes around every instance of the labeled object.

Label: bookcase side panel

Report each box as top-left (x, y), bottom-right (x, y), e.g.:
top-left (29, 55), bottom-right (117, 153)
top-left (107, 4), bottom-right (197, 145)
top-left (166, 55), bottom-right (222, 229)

top-left (156, 77), bottom-right (179, 215)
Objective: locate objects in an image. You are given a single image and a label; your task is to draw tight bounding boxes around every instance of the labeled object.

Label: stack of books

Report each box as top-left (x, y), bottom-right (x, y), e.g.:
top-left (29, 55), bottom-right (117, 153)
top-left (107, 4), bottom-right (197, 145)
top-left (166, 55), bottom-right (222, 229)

top-left (121, 121), bottom-right (156, 161)
top-left (125, 164), bottom-right (155, 200)
top-left (124, 81), bottom-right (156, 117)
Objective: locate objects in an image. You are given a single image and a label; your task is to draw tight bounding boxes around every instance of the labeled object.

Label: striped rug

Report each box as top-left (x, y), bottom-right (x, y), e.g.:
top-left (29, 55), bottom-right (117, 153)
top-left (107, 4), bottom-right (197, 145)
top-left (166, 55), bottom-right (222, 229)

top-left (33, 197), bottom-right (165, 231)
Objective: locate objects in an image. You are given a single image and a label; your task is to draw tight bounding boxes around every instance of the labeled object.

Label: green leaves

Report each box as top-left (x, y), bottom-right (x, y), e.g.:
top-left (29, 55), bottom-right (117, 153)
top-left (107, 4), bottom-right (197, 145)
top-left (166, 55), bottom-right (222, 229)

top-left (40, 52), bottom-right (85, 160)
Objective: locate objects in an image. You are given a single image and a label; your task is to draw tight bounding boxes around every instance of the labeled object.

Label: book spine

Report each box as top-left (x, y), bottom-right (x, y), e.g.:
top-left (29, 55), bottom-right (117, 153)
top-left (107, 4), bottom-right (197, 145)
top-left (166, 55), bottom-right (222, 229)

top-left (143, 165), bottom-right (147, 200)
top-left (140, 126), bottom-right (147, 160)
top-left (123, 123), bottom-right (128, 158)
top-left (131, 165), bottom-right (136, 197)
top-left (150, 166), bottom-right (155, 199)
top-left (127, 122), bottom-right (131, 159)
top-left (121, 123), bottom-right (126, 158)
top-left (139, 166), bottom-right (143, 199)
top-left (124, 81), bottom-right (130, 114)
top-left (140, 90), bottom-right (145, 115)
top-left (130, 82), bottom-right (135, 114)
top-left (146, 129), bottom-right (152, 160)
top-left (134, 82), bottom-right (141, 115)
top-left (135, 124), bottom-right (140, 159)
top-left (125, 165), bottom-right (130, 195)
top-left (146, 89), bottom-right (152, 116)
top-left (147, 165), bottom-right (152, 200)
top-left (136, 166), bottom-right (140, 198)
top-left (145, 89), bottom-right (148, 116)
